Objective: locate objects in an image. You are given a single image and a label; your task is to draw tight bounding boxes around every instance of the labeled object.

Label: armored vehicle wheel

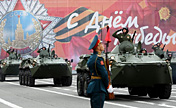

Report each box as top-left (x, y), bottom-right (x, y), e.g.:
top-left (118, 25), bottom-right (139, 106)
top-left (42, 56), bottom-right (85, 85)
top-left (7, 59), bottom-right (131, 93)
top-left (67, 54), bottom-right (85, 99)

top-left (138, 88), bottom-right (147, 96)
top-left (53, 78), bottom-right (62, 86)
top-left (77, 73), bottom-right (84, 96)
top-left (21, 72), bottom-right (25, 85)
top-left (62, 76), bottom-right (72, 86)
top-left (128, 87), bottom-right (138, 95)
top-left (83, 73), bottom-right (90, 96)
top-left (158, 84), bottom-right (171, 99)
top-left (24, 71), bottom-right (28, 86)
top-left (25, 70), bottom-right (30, 86)
top-left (0, 69), bottom-right (5, 81)
top-left (0, 73), bottom-right (5, 81)
top-left (19, 70), bottom-right (22, 85)
top-left (28, 74), bottom-right (35, 87)
top-left (147, 87), bottom-right (158, 98)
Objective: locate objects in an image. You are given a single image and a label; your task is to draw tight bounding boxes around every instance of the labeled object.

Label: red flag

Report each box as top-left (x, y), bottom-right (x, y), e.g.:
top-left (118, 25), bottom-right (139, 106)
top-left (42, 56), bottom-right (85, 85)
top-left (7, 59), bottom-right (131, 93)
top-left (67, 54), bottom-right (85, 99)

top-left (105, 26), bottom-right (111, 43)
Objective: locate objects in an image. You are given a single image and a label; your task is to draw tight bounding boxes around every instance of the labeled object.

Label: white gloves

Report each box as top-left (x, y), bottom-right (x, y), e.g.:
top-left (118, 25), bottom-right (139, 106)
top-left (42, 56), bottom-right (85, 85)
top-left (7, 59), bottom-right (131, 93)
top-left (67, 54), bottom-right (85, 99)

top-left (107, 84), bottom-right (114, 93)
top-left (109, 65), bottom-right (111, 72)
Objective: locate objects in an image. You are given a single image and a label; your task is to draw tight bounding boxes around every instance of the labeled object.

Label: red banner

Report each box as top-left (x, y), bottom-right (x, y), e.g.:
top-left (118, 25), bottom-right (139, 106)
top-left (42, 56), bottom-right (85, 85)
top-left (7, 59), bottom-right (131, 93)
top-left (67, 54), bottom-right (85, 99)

top-left (0, 0), bottom-right (175, 69)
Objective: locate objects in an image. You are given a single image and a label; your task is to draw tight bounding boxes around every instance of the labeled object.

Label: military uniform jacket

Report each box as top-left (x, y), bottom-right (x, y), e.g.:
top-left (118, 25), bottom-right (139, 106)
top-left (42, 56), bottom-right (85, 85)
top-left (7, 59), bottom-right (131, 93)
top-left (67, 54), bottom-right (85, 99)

top-left (87, 51), bottom-right (109, 94)
top-left (112, 31), bottom-right (132, 43)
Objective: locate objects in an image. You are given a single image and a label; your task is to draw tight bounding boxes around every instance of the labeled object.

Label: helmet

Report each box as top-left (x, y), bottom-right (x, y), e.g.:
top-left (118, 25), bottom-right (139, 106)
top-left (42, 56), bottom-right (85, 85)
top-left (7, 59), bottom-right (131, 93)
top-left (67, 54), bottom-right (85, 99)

top-left (122, 27), bottom-right (129, 34)
top-left (140, 48), bottom-right (147, 54)
top-left (156, 43), bottom-right (161, 47)
top-left (42, 47), bottom-right (46, 50)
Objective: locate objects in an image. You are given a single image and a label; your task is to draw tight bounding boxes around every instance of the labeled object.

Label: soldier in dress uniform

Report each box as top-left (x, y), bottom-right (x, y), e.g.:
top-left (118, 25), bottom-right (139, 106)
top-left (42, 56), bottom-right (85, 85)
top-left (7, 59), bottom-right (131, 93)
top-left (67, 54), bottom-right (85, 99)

top-left (87, 35), bottom-right (112, 108)
top-left (112, 27), bottom-right (132, 43)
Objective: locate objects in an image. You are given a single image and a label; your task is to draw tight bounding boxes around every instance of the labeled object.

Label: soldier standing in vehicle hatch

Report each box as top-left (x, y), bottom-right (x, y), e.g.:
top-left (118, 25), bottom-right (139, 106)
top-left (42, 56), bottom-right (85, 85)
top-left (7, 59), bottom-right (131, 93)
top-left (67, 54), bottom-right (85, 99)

top-left (37, 45), bottom-right (51, 58)
top-left (112, 27), bottom-right (132, 43)
top-left (87, 35), bottom-right (113, 108)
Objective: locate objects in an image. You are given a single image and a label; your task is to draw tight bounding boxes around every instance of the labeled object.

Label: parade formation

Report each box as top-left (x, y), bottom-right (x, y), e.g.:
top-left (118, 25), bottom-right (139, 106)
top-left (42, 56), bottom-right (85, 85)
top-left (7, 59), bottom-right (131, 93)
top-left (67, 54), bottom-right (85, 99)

top-left (76, 27), bottom-right (173, 101)
top-left (0, 0), bottom-right (176, 108)
top-left (0, 26), bottom-right (175, 108)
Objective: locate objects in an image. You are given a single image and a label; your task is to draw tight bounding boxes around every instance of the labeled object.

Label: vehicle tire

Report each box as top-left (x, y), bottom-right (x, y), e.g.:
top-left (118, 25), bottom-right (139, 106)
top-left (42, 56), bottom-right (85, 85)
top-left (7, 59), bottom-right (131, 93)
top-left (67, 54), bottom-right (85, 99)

top-left (158, 84), bottom-right (171, 99)
top-left (19, 70), bottom-right (22, 85)
top-left (24, 70), bottom-right (28, 86)
top-left (138, 88), bottom-right (147, 96)
top-left (0, 69), bottom-right (5, 81)
top-left (25, 70), bottom-right (30, 86)
top-left (83, 73), bottom-right (90, 97)
top-left (77, 73), bottom-right (84, 96)
top-left (128, 87), bottom-right (138, 95)
top-left (0, 73), bottom-right (5, 82)
top-left (147, 87), bottom-right (158, 98)
top-left (21, 72), bottom-right (25, 85)
top-left (28, 72), bottom-right (35, 87)
top-left (62, 76), bottom-right (72, 86)
top-left (53, 78), bottom-right (62, 86)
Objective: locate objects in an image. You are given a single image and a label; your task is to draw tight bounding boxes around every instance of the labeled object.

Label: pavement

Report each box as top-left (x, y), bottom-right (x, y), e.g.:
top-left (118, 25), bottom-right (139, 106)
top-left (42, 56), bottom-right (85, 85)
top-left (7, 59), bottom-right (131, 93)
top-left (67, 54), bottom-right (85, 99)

top-left (0, 75), bottom-right (175, 108)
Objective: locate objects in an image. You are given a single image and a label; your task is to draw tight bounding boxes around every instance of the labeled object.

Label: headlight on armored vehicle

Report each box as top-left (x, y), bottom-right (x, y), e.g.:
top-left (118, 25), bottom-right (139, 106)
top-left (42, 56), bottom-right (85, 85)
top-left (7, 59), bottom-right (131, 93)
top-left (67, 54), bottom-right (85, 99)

top-left (1, 62), bottom-right (6, 67)
top-left (110, 56), bottom-right (115, 60)
top-left (66, 59), bottom-right (73, 66)
top-left (67, 61), bottom-right (72, 66)
top-left (33, 59), bottom-right (37, 62)
top-left (3, 62), bottom-right (6, 65)
top-left (32, 62), bottom-right (36, 66)
top-left (31, 59), bottom-right (38, 66)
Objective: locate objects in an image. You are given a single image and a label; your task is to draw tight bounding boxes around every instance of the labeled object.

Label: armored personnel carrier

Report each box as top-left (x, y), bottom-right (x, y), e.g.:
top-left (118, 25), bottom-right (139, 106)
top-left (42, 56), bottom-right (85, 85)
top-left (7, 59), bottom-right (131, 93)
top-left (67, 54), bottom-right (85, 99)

top-left (152, 44), bottom-right (176, 84)
top-left (0, 49), bottom-right (21, 81)
top-left (76, 41), bottom-right (172, 99)
top-left (19, 46), bottom-right (72, 87)
top-left (170, 52), bottom-right (176, 84)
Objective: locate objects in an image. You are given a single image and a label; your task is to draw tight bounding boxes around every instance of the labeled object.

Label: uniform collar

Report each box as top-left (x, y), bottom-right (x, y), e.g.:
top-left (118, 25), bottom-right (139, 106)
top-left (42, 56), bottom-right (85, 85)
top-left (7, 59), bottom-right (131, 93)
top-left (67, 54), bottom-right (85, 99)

top-left (93, 50), bottom-right (102, 55)
top-left (93, 50), bottom-right (98, 54)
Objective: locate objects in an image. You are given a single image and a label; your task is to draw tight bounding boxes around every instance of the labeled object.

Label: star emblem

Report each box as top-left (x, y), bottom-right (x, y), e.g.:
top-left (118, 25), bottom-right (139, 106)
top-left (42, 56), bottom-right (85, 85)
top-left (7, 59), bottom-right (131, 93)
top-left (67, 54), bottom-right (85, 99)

top-left (0, 0), bottom-right (62, 55)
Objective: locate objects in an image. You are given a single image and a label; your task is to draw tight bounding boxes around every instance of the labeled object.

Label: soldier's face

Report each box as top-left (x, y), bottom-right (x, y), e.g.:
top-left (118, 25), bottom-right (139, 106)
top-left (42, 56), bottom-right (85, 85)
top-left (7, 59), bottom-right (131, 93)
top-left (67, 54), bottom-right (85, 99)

top-left (142, 50), bottom-right (146, 54)
top-left (98, 43), bottom-right (104, 51)
top-left (123, 29), bottom-right (126, 33)
top-left (169, 54), bottom-right (172, 57)
top-left (157, 43), bottom-right (160, 46)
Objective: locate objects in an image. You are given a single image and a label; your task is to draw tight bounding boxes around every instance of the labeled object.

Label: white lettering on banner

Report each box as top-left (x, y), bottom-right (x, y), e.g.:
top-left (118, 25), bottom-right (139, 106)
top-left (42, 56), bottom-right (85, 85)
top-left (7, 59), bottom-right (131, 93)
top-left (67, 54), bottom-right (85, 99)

top-left (162, 33), bottom-right (170, 45)
top-left (145, 33), bottom-right (153, 45)
top-left (134, 26), bottom-right (176, 45)
top-left (122, 16), bottom-right (139, 28)
top-left (171, 33), bottom-right (176, 44)
top-left (101, 16), bottom-right (113, 28)
top-left (67, 11), bottom-right (176, 46)
top-left (113, 15), bottom-right (122, 28)
top-left (67, 13), bottom-right (79, 29)
top-left (134, 26), bottom-right (148, 44)
top-left (153, 26), bottom-right (162, 44)
top-left (84, 11), bottom-right (100, 33)
top-left (113, 11), bottom-right (123, 28)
